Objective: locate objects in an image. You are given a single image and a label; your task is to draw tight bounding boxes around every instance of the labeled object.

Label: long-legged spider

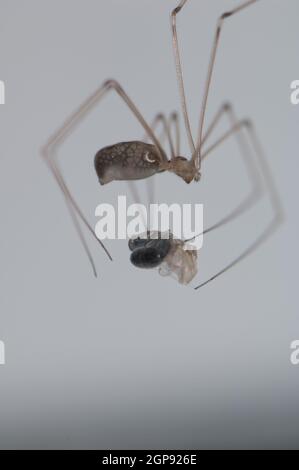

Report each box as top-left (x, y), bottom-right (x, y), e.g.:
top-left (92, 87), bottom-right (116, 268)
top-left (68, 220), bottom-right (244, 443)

top-left (41, 0), bottom-right (283, 286)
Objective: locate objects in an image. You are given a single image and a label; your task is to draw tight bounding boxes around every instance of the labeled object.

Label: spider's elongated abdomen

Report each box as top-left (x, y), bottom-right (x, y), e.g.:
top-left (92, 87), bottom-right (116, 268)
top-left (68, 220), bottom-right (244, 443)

top-left (94, 141), bottom-right (164, 185)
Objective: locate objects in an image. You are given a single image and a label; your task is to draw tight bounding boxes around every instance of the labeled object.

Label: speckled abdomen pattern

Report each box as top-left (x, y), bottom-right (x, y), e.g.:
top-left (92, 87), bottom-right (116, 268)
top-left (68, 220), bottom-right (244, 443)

top-left (94, 141), bottom-right (163, 185)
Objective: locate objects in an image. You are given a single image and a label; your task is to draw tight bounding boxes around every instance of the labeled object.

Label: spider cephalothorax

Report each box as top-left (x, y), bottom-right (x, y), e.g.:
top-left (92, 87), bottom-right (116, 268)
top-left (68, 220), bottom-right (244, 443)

top-left (166, 156), bottom-right (201, 183)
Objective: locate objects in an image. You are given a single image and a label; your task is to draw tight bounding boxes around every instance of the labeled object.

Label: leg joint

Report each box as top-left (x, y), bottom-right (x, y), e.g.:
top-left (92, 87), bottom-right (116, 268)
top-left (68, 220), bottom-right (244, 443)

top-left (102, 79), bottom-right (120, 90)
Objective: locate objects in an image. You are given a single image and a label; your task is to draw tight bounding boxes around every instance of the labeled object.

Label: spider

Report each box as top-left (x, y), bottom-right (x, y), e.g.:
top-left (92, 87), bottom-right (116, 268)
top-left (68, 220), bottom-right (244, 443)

top-left (41, 0), bottom-right (283, 287)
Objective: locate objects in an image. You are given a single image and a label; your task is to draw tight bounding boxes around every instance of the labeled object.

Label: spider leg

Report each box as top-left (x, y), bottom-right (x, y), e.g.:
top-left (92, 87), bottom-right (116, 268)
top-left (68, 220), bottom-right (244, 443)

top-left (128, 111), bottom-right (181, 231)
top-left (194, 122), bottom-right (284, 290)
top-left (142, 112), bottom-right (177, 158)
top-left (185, 103), bottom-right (263, 242)
top-left (171, 0), bottom-right (196, 154)
top-left (170, 0), bottom-right (260, 170)
top-left (128, 111), bottom-right (176, 217)
top-left (142, 112), bottom-right (181, 205)
top-left (169, 112), bottom-right (181, 157)
top-left (44, 157), bottom-right (98, 276)
top-left (42, 79), bottom-right (166, 275)
top-left (202, 104), bottom-right (264, 235)
top-left (196, 0), bottom-right (260, 168)
top-left (64, 196), bottom-right (98, 278)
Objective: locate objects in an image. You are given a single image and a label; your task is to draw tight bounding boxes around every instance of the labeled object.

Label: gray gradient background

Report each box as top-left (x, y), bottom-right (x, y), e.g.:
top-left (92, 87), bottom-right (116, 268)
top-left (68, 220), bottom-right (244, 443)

top-left (0, 0), bottom-right (298, 449)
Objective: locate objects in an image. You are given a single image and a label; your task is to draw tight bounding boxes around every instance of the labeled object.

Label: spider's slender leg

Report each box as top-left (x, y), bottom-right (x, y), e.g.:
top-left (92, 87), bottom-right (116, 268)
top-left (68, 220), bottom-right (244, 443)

top-left (129, 111), bottom-right (177, 211)
top-left (169, 112), bottom-right (181, 157)
top-left (171, 0), bottom-right (196, 155)
top-left (185, 103), bottom-right (263, 241)
top-left (128, 111), bottom-right (181, 227)
top-left (142, 113), bottom-right (176, 158)
top-left (201, 103), bottom-right (232, 148)
top-left (143, 112), bottom-right (180, 158)
top-left (194, 122), bottom-right (284, 290)
top-left (143, 113), bottom-right (169, 208)
top-left (44, 158), bottom-right (98, 276)
top-left (42, 79), bottom-right (167, 275)
top-left (64, 196), bottom-right (98, 277)
top-left (170, 0), bottom-right (259, 171)
top-left (143, 112), bottom-right (180, 204)
top-left (128, 112), bottom-right (170, 209)
top-left (195, 0), bottom-right (259, 169)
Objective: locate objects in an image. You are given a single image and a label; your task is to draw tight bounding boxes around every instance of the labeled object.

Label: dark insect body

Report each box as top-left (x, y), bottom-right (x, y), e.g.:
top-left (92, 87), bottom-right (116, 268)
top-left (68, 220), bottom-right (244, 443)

top-left (129, 232), bottom-right (172, 269)
top-left (129, 231), bottom-right (198, 285)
